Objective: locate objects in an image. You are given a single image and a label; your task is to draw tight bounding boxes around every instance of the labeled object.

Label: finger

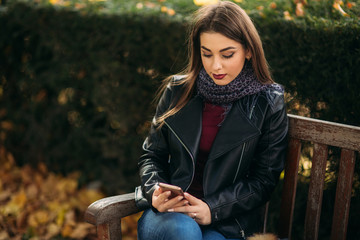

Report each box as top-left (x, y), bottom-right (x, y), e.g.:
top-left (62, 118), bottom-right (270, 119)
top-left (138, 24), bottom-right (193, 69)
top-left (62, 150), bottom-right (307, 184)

top-left (153, 185), bottom-right (163, 196)
top-left (158, 191), bottom-right (172, 202)
top-left (184, 192), bottom-right (200, 204)
top-left (161, 195), bottom-right (185, 209)
top-left (152, 191), bottom-right (171, 209)
top-left (156, 195), bottom-right (185, 212)
top-left (169, 205), bottom-right (194, 213)
top-left (187, 212), bottom-right (200, 222)
top-left (172, 199), bottom-right (189, 208)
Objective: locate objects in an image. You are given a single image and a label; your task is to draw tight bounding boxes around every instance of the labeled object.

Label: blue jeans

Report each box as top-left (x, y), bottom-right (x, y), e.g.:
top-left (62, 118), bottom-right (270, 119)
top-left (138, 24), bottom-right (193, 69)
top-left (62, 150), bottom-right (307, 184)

top-left (138, 209), bottom-right (240, 240)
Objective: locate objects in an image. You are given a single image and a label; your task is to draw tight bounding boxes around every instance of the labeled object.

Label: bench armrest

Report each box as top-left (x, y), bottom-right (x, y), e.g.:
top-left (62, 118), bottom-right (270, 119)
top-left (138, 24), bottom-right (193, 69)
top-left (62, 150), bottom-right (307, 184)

top-left (84, 192), bottom-right (141, 240)
top-left (85, 192), bottom-right (140, 225)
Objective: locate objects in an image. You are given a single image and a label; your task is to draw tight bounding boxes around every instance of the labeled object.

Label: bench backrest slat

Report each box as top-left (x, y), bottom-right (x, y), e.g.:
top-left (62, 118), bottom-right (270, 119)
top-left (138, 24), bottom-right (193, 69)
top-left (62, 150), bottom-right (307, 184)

top-left (278, 114), bottom-right (360, 240)
top-left (330, 149), bottom-right (356, 240)
top-left (278, 138), bottom-right (301, 239)
top-left (304, 143), bottom-right (328, 240)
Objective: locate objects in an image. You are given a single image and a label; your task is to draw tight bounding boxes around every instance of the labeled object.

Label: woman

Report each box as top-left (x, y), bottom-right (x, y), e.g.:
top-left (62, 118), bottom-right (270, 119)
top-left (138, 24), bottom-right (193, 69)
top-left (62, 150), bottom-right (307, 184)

top-left (136, 1), bottom-right (288, 239)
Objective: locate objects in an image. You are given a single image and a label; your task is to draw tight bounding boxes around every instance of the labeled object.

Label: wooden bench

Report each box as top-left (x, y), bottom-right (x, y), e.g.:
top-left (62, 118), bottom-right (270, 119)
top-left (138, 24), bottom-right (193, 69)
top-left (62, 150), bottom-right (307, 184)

top-left (84, 114), bottom-right (360, 240)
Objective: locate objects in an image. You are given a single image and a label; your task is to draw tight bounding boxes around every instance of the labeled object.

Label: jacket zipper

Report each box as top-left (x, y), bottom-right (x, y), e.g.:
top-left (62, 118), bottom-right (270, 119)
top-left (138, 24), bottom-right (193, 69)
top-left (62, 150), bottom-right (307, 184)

top-left (233, 143), bottom-right (246, 184)
top-left (232, 104), bottom-right (255, 183)
top-left (164, 121), bottom-right (195, 191)
top-left (235, 218), bottom-right (246, 239)
top-left (233, 103), bottom-right (256, 238)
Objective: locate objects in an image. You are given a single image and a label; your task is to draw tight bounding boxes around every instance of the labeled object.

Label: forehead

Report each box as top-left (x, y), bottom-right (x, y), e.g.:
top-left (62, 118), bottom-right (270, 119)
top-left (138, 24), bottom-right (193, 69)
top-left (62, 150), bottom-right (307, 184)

top-left (199, 32), bottom-right (243, 51)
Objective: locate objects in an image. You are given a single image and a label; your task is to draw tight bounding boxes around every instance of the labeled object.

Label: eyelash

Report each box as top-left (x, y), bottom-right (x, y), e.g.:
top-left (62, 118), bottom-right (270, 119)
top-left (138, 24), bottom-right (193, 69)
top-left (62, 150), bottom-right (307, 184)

top-left (202, 53), bottom-right (234, 59)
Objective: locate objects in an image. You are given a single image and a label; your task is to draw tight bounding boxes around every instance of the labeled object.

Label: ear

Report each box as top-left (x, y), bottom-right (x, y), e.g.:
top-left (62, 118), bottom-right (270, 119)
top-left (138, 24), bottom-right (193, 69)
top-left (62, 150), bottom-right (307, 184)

top-left (245, 49), bottom-right (252, 60)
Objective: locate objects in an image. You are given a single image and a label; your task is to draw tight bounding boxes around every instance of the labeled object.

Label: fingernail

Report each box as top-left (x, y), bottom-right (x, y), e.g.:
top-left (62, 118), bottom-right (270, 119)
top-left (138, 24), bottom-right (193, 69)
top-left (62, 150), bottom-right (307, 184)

top-left (178, 196), bottom-right (184, 200)
top-left (167, 209), bottom-right (174, 212)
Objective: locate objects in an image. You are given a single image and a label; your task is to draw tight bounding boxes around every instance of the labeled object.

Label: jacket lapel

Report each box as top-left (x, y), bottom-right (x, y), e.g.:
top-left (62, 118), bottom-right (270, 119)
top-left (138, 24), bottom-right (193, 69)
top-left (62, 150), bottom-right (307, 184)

top-left (165, 95), bottom-right (203, 159)
top-left (165, 97), bottom-right (261, 162)
top-left (208, 102), bottom-right (261, 161)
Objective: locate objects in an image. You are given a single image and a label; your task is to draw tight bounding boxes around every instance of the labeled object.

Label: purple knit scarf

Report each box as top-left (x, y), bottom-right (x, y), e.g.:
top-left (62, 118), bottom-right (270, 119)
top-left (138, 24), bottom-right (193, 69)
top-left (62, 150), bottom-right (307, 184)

top-left (196, 61), bottom-right (282, 105)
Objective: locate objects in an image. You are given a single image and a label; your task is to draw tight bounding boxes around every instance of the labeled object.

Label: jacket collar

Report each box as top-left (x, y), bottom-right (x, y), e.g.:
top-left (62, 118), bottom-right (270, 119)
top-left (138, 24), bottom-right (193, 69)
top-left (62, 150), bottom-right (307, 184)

top-left (165, 95), bottom-right (261, 161)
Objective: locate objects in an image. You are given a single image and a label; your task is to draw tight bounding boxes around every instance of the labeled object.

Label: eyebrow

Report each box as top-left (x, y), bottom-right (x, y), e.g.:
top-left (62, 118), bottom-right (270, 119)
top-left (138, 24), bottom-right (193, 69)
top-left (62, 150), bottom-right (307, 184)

top-left (201, 46), bottom-right (237, 52)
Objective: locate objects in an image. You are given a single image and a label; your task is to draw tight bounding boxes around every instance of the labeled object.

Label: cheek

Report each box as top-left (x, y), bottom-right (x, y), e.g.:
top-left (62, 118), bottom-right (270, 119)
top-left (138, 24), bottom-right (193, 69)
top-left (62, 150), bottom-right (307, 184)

top-left (201, 57), bottom-right (211, 72)
top-left (229, 58), bottom-right (246, 75)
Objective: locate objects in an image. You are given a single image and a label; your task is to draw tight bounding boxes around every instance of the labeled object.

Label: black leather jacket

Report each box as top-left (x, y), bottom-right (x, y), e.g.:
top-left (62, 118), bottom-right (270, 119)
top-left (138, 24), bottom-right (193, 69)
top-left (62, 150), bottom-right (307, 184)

top-left (137, 78), bottom-right (288, 238)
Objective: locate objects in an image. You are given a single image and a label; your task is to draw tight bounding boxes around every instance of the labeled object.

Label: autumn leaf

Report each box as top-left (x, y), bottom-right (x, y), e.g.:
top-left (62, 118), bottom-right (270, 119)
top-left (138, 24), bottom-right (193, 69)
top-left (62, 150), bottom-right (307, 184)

top-left (284, 11), bottom-right (294, 20)
top-left (193, 0), bottom-right (219, 6)
top-left (0, 146), bottom-right (105, 239)
top-left (45, 223), bottom-right (61, 239)
top-left (269, 2), bottom-right (277, 9)
top-left (3, 189), bottom-right (27, 215)
top-left (296, 3), bottom-right (305, 16)
top-left (333, 1), bottom-right (350, 16)
top-left (70, 223), bottom-right (93, 239)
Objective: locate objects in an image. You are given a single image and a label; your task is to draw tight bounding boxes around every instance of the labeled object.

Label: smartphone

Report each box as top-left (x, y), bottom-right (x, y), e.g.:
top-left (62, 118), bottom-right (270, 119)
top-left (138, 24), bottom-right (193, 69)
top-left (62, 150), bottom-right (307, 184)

top-left (158, 182), bottom-right (184, 199)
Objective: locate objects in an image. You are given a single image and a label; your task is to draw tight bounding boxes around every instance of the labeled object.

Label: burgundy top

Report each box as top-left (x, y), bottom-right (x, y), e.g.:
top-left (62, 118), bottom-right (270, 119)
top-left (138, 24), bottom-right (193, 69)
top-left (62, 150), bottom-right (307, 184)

top-left (187, 102), bottom-right (225, 199)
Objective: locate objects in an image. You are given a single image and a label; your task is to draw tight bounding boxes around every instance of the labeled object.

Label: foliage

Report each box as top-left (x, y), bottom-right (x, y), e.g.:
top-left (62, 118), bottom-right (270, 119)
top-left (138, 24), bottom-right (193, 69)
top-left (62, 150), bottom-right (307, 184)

top-left (0, 146), bottom-right (102, 239)
top-left (0, 145), bottom-right (142, 239)
top-left (0, 0), bottom-right (359, 239)
top-left (6, 0), bottom-right (360, 21)
top-left (1, 2), bottom-right (189, 194)
top-left (255, 13), bottom-right (360, 125)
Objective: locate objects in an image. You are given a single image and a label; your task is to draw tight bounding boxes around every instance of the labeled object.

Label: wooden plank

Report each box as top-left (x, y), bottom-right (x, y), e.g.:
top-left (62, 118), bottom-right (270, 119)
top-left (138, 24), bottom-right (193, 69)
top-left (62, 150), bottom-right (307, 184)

top-left (288, 114), bottom-right (360, 151)
top-left (278, 138), bottom-right (301, 239)
top-left (97, 223), bottom-right (110, 240)
top-left (85, 193), bottom-right (139, 225)
top-left (304, 143), bottom-right (328, 240)
top-left (330, 149), bottom-right (356, 240)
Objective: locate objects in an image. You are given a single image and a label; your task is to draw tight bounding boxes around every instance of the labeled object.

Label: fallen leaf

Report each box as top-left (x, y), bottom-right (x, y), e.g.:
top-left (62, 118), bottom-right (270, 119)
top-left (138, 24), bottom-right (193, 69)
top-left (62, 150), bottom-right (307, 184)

top-left (61, 223), bottom-right (73, 237)
top-left (70, 223), bottom-right (93, 239)
top-left (0, 231), bottom-right (10, 240)
top-left (26, 184), bottom-right (39, 200)
top-left (45, 223), bottom-right (61, 239)
top-left (0, 190), bottom-right (11, 202)
top-left (3, 190), bottom-right (27, 215)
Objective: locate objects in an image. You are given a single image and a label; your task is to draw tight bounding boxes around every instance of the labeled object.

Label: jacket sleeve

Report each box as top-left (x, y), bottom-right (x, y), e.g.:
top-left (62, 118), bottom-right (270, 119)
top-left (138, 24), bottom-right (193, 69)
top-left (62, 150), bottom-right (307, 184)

top-left (138, 83), bottom-right (176, 206)
top-left (203, 92), bottom-right (288, 223)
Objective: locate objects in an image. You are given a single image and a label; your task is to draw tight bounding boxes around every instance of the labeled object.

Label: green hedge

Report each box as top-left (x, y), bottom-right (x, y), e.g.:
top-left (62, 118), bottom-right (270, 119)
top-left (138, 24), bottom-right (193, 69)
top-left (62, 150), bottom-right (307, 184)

top-left (257, 15), bottom-right (360, 124)
top-left (0, 3), bottom-right (359, 238)
top-left (0, 3), bottom-right (188, 193)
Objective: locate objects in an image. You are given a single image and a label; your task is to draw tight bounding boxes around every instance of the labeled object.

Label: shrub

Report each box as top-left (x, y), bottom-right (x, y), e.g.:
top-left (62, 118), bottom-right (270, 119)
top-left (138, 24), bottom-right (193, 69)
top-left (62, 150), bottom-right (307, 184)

top-left (0, 2), bottom-right (359, 238)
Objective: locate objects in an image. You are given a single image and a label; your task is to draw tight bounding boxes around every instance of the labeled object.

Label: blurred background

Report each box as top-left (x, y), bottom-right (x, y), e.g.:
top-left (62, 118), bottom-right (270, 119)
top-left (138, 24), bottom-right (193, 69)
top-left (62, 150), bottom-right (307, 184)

top-left (0, 0), bottom-right (359, 239)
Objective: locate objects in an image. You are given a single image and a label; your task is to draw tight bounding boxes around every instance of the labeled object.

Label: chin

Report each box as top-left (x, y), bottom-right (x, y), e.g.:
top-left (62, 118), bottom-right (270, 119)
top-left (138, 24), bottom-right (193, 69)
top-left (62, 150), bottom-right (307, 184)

top-left (212, 79), bottom-right (233, 86)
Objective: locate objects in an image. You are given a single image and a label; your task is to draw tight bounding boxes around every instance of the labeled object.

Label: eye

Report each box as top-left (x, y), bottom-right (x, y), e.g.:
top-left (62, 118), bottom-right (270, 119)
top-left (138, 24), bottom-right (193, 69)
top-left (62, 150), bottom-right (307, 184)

top-left (223, 53), bottom-right (234, 59)
top-left (202, 53), bottom-right (212, 58)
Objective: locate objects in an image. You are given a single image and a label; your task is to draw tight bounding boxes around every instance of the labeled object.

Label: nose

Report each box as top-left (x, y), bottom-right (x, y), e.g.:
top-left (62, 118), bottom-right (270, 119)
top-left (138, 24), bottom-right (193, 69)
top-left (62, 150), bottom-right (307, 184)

top-left (212, 56), bottom-right (222, 71)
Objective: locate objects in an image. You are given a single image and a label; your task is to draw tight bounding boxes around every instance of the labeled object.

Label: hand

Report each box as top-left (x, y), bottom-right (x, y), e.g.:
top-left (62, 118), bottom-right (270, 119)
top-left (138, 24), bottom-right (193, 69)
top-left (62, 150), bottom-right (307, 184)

top-left (169, 192), bottom-right (212, 225)
top-left (152, 185), bottom-right (189, 212)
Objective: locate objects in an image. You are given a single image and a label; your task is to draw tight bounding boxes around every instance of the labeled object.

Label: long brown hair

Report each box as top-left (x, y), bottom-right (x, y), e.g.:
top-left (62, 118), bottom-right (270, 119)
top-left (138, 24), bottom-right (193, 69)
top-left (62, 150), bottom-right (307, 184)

top-left (155, 1), bottom-right (273, 126)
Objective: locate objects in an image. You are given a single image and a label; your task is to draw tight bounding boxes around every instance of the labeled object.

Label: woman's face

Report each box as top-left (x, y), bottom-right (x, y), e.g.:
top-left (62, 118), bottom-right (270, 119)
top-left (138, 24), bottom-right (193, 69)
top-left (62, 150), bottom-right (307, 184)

top-left (200, 32), bottom-right (250, 86)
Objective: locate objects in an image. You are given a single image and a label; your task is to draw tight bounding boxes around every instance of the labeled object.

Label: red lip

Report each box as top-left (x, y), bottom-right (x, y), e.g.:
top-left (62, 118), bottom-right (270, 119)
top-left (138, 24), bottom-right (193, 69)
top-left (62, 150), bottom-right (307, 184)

top-left (213, 74), bottom-right (227, 80)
